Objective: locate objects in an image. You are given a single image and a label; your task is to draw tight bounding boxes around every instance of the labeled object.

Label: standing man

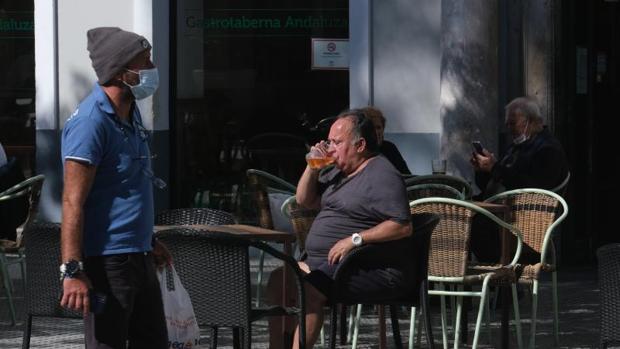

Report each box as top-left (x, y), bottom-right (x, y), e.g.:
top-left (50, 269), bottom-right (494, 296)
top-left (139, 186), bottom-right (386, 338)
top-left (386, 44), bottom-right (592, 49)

top-left (60, 27), bottom-right (170, 348)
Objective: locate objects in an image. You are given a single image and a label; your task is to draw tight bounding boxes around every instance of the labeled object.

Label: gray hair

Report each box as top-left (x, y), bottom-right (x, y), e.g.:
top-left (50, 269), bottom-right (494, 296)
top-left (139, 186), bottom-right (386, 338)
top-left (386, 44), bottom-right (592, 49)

top-left (505, 96), bottom-right (543, 124)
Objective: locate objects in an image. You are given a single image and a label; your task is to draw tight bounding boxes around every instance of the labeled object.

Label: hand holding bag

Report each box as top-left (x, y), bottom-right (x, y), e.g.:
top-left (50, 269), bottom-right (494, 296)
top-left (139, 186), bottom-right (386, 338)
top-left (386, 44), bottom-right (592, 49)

top-left (158, 264), bottom-right (201, 349)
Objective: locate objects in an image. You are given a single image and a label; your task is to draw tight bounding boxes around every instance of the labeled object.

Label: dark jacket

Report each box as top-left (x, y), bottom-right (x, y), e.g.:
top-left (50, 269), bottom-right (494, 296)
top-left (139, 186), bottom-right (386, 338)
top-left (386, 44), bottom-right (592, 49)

top-left (475, 127), bottom-right (568, 198)
top-left (380, 140), bottom-right (411, 175)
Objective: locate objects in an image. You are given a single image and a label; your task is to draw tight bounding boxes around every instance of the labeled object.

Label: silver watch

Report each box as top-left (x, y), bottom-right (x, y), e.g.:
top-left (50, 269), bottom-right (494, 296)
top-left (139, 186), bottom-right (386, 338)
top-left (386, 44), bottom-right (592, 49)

top-left (351, 233), bottom-right (363, 247)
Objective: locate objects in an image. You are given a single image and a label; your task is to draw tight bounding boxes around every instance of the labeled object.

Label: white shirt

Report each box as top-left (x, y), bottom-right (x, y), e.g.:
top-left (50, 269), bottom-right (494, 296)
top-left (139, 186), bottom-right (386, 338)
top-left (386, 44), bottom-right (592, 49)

top-left (0, 142), bottom-right (7, 168)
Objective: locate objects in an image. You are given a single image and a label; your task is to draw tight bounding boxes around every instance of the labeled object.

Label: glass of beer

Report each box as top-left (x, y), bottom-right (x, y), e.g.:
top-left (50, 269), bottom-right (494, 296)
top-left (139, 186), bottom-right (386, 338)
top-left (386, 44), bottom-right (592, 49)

top-left (306, 145), bottom-right (335, 169)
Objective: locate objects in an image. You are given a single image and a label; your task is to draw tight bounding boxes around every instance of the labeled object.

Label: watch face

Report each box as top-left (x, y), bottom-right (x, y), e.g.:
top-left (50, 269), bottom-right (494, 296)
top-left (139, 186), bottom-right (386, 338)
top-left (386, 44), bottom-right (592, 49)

top-left (66, 260), bottom-right (80, 274)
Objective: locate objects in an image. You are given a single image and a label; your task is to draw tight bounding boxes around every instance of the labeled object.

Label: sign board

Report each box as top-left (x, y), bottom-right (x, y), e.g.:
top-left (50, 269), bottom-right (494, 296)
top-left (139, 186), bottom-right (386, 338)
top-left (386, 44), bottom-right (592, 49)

top-left (311, 38), bottom-right (348, 70)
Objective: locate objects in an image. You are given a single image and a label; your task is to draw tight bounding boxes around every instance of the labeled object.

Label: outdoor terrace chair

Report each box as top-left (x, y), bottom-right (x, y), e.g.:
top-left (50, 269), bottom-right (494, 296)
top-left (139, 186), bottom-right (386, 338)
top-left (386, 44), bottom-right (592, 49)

top-left (280, 195), bottom-right (318, 256)
top-left (328, 212), bottom-right (440, 349)
top-left (156, 207), bottom-right (236, 226)
top-left (597, 243), bottom-right (620, 349)
top-left (404, 174), bottom-right (473, 200)
top-left (406, 183), bottom-right (465, 201)
top-left (485, 188), bottom-right (568, 349)
top-left (410, 197), bottom-right (523, 349)
top-left (0, 174), bottom-right (44, 326)
top-left (155, 228), bottom-right (307, 349)
top-left (246, 168), bottom-right (297, 305)
top-left (22, 222), bottom-right (82, 349)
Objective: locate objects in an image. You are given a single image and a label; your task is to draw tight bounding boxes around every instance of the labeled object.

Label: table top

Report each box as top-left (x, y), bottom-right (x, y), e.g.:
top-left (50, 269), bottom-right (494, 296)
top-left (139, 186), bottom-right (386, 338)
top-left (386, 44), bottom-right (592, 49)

top-left (154, 224), bottom-right (296, 243)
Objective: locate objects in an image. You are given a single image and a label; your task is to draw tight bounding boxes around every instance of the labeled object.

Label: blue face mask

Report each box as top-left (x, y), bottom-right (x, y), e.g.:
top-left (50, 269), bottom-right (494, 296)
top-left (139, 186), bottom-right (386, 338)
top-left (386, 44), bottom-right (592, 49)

top-left (124, 67), bottom-right (159, 100)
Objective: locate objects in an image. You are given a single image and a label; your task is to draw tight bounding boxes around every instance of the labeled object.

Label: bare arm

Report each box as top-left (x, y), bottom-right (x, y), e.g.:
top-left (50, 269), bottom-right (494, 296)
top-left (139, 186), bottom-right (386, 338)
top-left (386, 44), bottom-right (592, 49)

top-left (295, 166), bottom-right (322, 210)
top-left (328, 219), bottom-right (412, 265)
top-left (60, 160), bottom-right (96, 314)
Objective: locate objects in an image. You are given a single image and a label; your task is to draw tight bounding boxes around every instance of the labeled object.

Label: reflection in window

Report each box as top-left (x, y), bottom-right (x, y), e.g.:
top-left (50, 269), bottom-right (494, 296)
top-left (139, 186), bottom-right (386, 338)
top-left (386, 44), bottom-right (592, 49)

top-left (0, 1), bottom-right (35, 176)
top-left (174, 1), bottom-right (349, 221)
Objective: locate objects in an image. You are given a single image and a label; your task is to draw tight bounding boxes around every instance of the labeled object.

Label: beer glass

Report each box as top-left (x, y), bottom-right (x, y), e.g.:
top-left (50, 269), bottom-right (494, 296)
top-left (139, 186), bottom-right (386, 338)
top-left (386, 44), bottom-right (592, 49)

top-left (306, 142), bottom-right (334, 169)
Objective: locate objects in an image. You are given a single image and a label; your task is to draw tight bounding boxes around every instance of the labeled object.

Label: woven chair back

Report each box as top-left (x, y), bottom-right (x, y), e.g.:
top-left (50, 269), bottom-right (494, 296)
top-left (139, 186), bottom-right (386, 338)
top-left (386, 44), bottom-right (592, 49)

top-left (156, 207), bottom-right (235, 226)
top-left (493, 192), bottom-right (560, 255)
top-left (282, 199), bottom-right (317, 253)
top-left (156, 229), bottom-right (252, 328)
top-left (411, 202), bottom-right (475, 278)
top-left (406, 183), bottom-right (465, 201)
top-left (404, 174), bottom-right (473, 199)
top-left (24, 222), bottom-right (81, 318)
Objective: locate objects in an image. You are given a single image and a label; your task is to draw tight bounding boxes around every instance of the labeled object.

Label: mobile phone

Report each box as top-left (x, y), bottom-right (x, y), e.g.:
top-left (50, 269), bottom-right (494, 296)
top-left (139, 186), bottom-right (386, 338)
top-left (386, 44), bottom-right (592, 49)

top-left (472, 141), bottom-right (484, 155)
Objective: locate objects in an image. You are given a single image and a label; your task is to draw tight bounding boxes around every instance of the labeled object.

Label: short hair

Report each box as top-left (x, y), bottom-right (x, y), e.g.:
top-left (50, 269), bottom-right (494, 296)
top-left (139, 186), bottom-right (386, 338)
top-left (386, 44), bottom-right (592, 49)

top-left (505, 96), bottom-right (543, 124)
top-left (336, 108), bottom-right (379, 153)
top-left (361, 106), bottom-right (386, 128)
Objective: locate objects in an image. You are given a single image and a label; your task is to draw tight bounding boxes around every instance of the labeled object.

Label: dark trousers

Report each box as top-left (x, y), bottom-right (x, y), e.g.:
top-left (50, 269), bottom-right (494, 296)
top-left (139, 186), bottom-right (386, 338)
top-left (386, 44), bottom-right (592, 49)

top-left (84, 252), bottom-right (167, 349)
top-left (470, 215), bottom-right (502, 263)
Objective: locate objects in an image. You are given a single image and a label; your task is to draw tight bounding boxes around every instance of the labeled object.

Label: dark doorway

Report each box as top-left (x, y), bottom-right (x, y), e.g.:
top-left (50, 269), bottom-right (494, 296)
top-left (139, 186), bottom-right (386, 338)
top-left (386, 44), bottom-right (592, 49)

top-left (557, 0), bottom-right (620, 263)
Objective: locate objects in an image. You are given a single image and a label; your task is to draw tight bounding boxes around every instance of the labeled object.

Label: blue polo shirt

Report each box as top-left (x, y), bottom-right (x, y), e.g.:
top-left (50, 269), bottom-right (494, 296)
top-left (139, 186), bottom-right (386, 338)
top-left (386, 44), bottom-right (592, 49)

top-left (61, 83), bottom-right (154, 257)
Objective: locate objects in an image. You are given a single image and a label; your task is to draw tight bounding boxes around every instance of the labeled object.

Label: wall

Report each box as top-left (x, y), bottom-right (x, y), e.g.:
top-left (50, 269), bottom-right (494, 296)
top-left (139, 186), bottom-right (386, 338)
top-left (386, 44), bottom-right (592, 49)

top-left (35, 0), bottom-right (170, 221)
top-left (350, 0), bottom-right (442, 175)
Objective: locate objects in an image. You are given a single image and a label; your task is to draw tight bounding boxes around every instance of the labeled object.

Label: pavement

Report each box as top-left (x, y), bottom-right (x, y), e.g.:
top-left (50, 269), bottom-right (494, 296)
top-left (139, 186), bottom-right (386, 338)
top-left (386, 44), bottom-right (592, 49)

top-left (0, 260), bottom-right (601, 348)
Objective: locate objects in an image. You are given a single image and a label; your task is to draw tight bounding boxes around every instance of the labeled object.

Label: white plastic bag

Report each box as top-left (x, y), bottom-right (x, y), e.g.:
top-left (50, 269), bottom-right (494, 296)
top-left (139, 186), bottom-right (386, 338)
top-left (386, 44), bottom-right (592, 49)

top-left (158, 264), bottom-right (201, 349)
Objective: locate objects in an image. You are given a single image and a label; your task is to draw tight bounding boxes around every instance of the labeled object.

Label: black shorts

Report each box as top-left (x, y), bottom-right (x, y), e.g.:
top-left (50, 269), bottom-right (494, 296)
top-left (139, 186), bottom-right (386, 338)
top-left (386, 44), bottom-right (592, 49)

top-left (305, 261), bottom-right (413, 302)
top-left (84, 252), bottom-right (167, 349)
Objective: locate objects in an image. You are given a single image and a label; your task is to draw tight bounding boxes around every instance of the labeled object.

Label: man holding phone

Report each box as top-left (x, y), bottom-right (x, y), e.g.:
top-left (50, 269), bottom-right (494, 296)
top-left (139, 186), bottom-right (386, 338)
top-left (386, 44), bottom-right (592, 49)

top-left (469, 96), bottom-right (568, 262)
top-left (471, 96), bottom-right (568, 199)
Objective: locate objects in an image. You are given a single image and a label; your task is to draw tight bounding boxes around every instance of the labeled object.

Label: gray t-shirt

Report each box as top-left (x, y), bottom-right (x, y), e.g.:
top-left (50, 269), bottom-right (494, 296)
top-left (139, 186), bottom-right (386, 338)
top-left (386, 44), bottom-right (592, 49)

top-left (304, 154), bottom-right (410, 273)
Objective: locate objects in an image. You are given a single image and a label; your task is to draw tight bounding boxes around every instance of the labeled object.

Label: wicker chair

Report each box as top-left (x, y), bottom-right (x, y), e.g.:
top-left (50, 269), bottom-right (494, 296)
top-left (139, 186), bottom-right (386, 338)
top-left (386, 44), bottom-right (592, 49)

top-left (155, 228), bottom-right (307, 349)
top-left (0, 174), bottom-right (44, 326)
top-left (404, 174), bottom-right (473, 200)
top-left (597, 243), bottom-right (620, 349)
top-left (485, 188), bottom-right (568, 349)
top-left (410, 197), bottom-right (523, 349)
top-left (327, 212), bottom-right (440, 349)
top-left (156, 207), bottom-right (236, 226)
top-left (22, 222), bottom-right (82, 349)
top-left (246, 169), bottom-right (297, 306)
top-left (406, 183), bottom-right (465, 201)
top-left (280, 195), bottom-right (318, 255)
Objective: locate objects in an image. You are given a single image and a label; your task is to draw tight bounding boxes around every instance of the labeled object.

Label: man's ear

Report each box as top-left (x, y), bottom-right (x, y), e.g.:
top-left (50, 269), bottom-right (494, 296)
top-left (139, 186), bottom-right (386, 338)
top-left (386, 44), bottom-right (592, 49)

top-left (356, 138), bottom-right (367, 153)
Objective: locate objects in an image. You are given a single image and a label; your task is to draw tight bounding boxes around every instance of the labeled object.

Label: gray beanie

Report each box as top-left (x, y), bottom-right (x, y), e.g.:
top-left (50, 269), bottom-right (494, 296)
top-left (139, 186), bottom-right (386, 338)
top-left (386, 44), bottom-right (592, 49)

top-left (87, 27), bottom-right (152, 84)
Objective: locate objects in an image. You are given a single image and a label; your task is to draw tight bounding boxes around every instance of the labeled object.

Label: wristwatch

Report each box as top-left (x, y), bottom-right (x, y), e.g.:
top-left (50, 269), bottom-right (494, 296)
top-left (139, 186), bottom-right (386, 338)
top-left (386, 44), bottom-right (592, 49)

top-left (59, 259), bottom-right (84, 280)
top-left (351, 233), bottom-right (363, 247)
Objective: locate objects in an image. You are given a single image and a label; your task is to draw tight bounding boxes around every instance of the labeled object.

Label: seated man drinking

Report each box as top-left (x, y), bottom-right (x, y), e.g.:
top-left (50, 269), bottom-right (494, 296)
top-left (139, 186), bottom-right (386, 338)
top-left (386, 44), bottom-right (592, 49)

top-left (268, 109), bottom-right (414, 349)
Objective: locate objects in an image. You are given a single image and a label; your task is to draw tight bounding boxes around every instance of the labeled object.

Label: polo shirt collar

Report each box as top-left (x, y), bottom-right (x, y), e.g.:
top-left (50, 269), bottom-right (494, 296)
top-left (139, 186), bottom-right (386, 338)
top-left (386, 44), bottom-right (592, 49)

top-left (92, 83), bottom-right (117, 115)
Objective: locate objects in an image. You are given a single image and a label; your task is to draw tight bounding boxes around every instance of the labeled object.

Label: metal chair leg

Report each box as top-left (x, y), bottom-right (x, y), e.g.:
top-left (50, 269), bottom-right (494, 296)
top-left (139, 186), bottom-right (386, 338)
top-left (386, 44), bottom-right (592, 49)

top-left (552, 271), bottom-right (560, 346)
top-left (329, 305), bottom-right (338, 349)
top-left (255, 250), bottom-right (265, 307)
top-left (21, 314), bottom-right (32, 349)
top-left (409, 306), bottom-right (417, 349)
top-left (421, 280), bottom-right (435, 349)
top-left (512, 284), bottom-right (523, 349)
top-left (528, 281), bottom-right (539, 349)
top-left (0, 254), bottom-right (17, 326)
top-left (390, 305), bottom-right (404, 349)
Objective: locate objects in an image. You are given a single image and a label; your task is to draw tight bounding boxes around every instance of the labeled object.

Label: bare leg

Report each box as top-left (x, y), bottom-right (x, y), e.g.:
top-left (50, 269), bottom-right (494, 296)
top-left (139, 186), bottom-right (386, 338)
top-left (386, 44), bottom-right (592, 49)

top-left (267, 266), bottom-right (298, 349)
top-left (292, 263), bottom-right (327, 349)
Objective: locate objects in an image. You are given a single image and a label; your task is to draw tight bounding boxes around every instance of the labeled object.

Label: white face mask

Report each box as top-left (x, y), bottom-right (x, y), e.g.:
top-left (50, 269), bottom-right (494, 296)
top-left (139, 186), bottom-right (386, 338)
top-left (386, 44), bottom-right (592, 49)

top-left (123, 67), bottom-right (159, 100)
top-left (513, 121), bottom-right (529, 144)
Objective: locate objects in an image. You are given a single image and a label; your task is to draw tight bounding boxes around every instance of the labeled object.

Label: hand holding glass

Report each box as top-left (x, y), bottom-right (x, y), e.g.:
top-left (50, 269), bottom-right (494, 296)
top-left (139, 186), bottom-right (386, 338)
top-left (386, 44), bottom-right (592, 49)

top-left (306, 141), bottom-right (334, 169)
